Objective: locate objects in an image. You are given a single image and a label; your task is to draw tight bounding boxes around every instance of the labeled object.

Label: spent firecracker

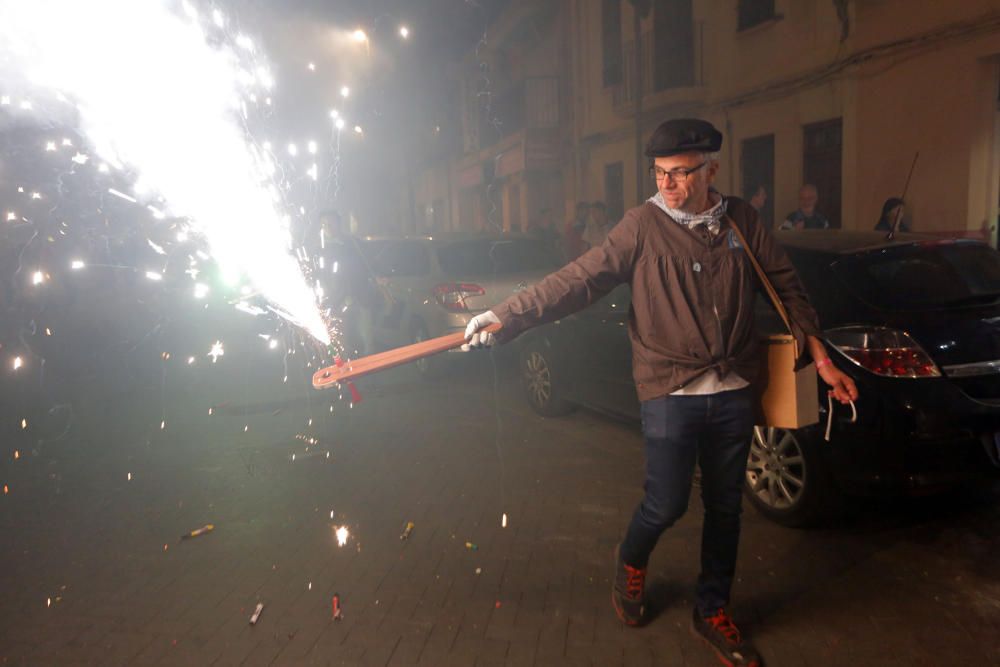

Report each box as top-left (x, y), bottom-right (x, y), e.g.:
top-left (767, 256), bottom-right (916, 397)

top-left (249, 602), bottom-right (264, 625)
top-left (180, 524), bottom-right (214, 541)
top-left (331, 593), bottom-right (343, 620)
top-left (400, 521), bottom-right (414, 540)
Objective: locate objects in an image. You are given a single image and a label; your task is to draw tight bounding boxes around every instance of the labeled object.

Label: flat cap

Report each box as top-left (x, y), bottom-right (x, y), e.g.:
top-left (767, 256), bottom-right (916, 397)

top-left (644, 118), bottom-right (723, 157)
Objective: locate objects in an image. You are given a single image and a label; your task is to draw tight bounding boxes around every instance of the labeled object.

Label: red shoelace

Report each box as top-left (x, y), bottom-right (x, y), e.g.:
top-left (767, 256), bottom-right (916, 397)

top-left (623, 564), bottom-right (646, 599)
top-left (705, 609), bottom-right (742, 644)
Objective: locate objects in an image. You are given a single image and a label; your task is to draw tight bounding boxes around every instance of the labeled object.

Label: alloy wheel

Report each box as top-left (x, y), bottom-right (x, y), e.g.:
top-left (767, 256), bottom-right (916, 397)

top-left (746, 426), bottom-right (807, 511)
top-left (524, 350), bottom-right (552, 408)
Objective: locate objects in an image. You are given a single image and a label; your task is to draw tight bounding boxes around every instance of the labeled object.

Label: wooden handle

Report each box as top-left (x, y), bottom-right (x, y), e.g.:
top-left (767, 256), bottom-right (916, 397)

top-left (312, 322), bottom-right (502, 389)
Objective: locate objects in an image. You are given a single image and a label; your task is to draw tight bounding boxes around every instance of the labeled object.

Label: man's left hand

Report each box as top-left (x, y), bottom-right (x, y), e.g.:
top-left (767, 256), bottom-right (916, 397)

top-left (818, 364), bottom-right (858, 404)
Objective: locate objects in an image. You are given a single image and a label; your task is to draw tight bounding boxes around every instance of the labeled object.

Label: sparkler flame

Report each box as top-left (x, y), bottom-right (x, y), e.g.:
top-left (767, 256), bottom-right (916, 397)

top-left (0, 0), bottom-right (330, 344)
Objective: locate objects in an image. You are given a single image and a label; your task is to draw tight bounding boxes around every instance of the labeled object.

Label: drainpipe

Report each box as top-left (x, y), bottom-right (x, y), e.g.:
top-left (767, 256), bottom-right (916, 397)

top-left (633, 6), bottom-right (644, 206)
top-left (628, 0), bottom-right (653, 205)
top-left (725, 109), bottom-right (735, 195)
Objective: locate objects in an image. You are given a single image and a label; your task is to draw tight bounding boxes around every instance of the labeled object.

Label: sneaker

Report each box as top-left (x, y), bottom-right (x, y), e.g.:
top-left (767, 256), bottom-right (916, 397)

top-left (611, 545), bottom-right (646, 626)
top-left (691, 607), bottom-right (762, 667)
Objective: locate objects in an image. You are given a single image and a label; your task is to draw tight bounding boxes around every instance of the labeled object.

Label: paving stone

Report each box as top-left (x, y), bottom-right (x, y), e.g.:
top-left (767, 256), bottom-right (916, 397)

top-left (2, 368), bottom-right (998, 667)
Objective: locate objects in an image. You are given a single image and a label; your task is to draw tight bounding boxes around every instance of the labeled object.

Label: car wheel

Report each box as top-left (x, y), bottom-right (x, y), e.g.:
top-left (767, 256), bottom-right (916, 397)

top-left (520, 339), bottom-right (574, 417)
top-left (743, 425), bottom-right (838, 527)
top-left (411, 321), bottom-right (442, 379)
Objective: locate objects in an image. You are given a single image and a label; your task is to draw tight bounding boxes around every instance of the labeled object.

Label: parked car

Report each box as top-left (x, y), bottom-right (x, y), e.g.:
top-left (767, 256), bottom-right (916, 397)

top-left (512, 230), bottom-right (1000, 526)
top-left (359, 234), bottom-right (561, 376)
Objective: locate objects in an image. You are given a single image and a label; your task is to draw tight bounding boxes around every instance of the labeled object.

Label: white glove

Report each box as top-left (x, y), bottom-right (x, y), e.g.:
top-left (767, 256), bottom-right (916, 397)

top-left (462, 311), bottom-right (501, 351)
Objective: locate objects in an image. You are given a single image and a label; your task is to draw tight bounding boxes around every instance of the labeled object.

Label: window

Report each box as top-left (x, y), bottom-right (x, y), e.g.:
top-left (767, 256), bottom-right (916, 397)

top-left (508, 183), bottom-right (522, 233)
top-left (436, 239), bottom-right (561, 276)
top-left (604, 162), bottom-right (625, 222)
top-left (653, 0), bottom-right (695, 91)
top-left (362, 241), bottom-right (431, 277)
top-left (803, 118), bottom-right (843, 228)
top-left (602, 0), bottom-right (623, 87)
top-left (740, 134), bottom-right (775, 229)
top-left (833, 242), bottom-right (1000, 310)
top-left (432, 198), bottom-right (445, 231)
top-left (738, 0), bottom-right (777, 31)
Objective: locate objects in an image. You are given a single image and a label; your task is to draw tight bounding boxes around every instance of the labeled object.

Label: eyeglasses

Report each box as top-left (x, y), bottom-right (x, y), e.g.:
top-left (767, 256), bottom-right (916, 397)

top-left (649, 161), bottom-right (707, 183)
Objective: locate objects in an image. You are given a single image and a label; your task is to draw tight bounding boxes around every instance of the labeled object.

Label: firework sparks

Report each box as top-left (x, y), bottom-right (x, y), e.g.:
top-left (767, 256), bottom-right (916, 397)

top-left (0, 0), bottom-right (330, 344)
top-left (207, 340), bottom-right (224, 363)
top-left (335, 526), bottom-right (349, 547)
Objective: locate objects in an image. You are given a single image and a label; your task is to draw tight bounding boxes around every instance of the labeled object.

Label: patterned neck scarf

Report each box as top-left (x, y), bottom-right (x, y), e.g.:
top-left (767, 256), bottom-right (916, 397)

top-left (648, 189), bottom-right (727, 236)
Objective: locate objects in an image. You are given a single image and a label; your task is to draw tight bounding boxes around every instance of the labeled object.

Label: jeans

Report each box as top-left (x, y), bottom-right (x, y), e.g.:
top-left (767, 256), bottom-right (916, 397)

top-left (619, 387), bottom-right (755, 615)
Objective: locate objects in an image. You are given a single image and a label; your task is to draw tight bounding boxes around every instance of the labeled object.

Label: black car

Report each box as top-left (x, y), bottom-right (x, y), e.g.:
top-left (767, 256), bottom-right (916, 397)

top-left (516, 231), bottom-right (1000, 526)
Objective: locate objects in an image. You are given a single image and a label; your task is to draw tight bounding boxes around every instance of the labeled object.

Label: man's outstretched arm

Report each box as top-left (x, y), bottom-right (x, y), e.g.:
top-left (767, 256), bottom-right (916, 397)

top-left (464, 212), bottom-right (641, 349)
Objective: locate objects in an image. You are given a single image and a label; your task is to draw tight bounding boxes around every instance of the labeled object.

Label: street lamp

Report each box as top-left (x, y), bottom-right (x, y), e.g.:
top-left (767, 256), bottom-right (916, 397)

top-left (349, 27), bottom-right (370, 57)
top-left (399, 26), bottom-right (409, 39)
top-left (340, 85), bottom-right (350, 98)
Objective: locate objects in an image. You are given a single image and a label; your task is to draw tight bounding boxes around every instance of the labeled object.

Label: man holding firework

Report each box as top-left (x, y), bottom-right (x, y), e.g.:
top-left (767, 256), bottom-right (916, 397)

top-left (464, 118), bottom-right (857, 666)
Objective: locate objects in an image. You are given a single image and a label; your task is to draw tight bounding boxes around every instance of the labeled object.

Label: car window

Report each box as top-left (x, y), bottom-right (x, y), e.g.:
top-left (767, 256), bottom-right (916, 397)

top-left (436, 239), bottom-right (561, 276)
top-left (752, 248), bottom-right (821, 334)
top-left (362, 241), bottom-right (431, 277)
top-left (784, 248), bottom-right (829, 294)
top-left (604, 284), bottom-right (632, 312)
top-left (832, 241), bottom-right (1000, 309)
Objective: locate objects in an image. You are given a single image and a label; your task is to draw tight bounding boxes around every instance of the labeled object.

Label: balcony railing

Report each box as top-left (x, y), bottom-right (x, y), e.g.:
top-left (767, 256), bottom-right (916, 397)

top-left (612, 25), bottom-right (703, 110)
top-left (478, 76), bottom-right (560, 147)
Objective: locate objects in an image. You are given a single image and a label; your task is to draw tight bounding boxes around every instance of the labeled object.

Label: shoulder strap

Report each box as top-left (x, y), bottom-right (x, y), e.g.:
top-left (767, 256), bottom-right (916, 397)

top-left (726, 216), bottom-right (796, 345)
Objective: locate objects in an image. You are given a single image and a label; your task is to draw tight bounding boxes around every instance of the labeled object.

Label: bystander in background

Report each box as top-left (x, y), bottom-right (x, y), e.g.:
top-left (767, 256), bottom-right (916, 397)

top-left (780, 184), bottom-right (830, 230)
top-left (563, 201), bottom-right (590, 260)
top-left (582, 201), bottom-right (613, 248)
top-left (874, 197), bottom-right (910, 232)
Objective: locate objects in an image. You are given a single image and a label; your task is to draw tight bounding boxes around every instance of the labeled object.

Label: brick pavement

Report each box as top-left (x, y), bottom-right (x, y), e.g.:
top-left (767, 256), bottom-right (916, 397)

top-left (1, 344), bottom-right (999, 666)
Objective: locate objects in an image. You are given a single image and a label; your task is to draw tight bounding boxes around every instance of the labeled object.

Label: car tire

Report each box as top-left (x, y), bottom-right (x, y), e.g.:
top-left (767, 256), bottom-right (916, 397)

top-left (743, 425), bottom-right (840, 528)
top-left (519, 338), bottom-right (574, 417)
top-left (411, 320), bottom-right (443, 379)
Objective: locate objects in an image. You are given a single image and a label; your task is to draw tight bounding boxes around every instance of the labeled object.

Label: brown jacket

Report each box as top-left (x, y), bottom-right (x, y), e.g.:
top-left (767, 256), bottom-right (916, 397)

top-left (492, 197), bottom-right (821, 402)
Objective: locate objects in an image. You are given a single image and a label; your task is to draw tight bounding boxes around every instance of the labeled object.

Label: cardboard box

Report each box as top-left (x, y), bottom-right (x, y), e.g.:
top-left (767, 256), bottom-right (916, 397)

top-left (758, 334), bottom-right (819, 428)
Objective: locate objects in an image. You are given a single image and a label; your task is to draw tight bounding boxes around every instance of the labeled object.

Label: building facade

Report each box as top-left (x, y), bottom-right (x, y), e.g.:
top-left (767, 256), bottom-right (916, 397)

top-left (413, 2), bottom-right (572, 235)
top-left (416, 0), bottom-right (1000, 241)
